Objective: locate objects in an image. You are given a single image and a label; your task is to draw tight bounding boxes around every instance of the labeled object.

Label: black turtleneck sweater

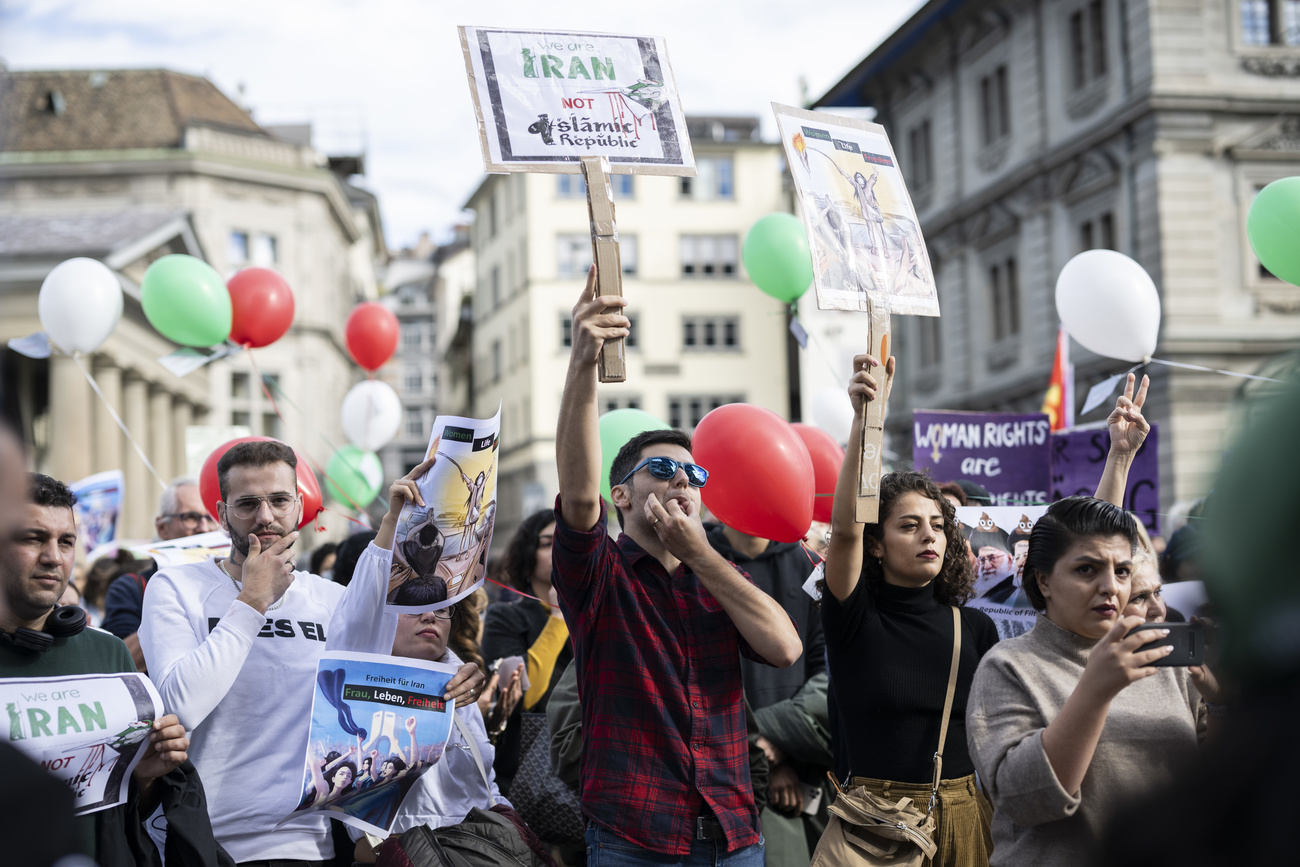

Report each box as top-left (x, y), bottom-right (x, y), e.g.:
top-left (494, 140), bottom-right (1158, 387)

top-left (822, 577), bottom-right (998, 784)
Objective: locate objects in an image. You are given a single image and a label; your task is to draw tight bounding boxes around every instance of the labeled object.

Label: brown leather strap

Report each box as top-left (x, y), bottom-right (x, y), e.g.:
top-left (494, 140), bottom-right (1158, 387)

top-left (928, 607), bottom-right (961, 813)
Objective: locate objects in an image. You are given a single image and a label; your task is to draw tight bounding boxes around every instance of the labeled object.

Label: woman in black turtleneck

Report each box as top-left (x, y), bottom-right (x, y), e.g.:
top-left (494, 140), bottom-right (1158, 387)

top-left (819, 354), bottom-right (998, 867)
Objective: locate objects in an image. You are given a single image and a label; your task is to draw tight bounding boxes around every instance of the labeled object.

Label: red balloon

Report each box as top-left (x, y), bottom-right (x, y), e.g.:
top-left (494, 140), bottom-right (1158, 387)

top-left (345, 303), bottom-right (399, 370)
top-left (227, 268), bottom-right (295, 348)
top-left (199, 436), bottom-right (323, 530)
top-left (792, 423), bottom-right (846, 524)
top-left (694, 404), bottom-right (815, 543)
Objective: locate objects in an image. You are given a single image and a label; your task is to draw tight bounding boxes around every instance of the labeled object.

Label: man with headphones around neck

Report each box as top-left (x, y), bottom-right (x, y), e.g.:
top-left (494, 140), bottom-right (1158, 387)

top-left (0, 471), bottom-right (225, 864)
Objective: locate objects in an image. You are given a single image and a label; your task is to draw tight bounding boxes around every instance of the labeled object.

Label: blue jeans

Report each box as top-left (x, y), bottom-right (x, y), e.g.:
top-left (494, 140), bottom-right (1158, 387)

top-left (585, 824), bottom-right (764, 867)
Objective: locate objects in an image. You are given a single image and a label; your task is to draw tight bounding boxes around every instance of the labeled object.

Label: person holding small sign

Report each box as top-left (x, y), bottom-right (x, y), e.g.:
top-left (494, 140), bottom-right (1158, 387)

top-left (551, 264), bottom-right (802, 867)
top-left (819, 354), bottom-right (1000, 867)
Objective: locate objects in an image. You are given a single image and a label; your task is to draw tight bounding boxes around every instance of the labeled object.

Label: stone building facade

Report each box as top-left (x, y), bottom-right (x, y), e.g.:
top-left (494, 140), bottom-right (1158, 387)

top-left (815, 0), bottom-right (1300, 509)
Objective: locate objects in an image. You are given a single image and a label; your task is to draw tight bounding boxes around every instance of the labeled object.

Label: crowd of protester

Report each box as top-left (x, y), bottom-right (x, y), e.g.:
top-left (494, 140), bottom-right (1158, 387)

top-left (0, 264), bottom-right (1289, 867)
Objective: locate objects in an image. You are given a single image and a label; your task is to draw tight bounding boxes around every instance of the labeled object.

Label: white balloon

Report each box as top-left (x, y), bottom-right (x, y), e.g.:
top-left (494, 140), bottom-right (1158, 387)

top-left (811, 386), bottom-right (855, 445)
top-left (341, 380), bottom-right (402, 451)
top-left (38, 258), bottom-right (123, 353)
top-left (1055, 250), bottom-right (1161, 363)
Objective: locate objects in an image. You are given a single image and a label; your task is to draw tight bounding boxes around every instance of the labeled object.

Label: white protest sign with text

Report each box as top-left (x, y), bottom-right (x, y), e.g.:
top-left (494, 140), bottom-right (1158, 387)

top-left (461, 26), bottom-right (694, 175)
top-left (2, 672), bottom-right (163, 814)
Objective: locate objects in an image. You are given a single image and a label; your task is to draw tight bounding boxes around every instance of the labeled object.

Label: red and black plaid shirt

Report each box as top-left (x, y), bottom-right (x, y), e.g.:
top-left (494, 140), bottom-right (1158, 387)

top-left (551, 497), bottom-right (769, 854)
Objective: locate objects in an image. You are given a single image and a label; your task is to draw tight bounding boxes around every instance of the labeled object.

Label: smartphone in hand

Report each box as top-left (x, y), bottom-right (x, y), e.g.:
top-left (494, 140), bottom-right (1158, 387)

top-left (1127, 622), bottom-right (1205, 667)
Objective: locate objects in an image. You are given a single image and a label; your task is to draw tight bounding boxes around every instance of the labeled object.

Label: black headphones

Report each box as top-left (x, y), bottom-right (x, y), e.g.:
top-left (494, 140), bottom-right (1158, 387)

top-left (0, 605), bottom-right (87, 654)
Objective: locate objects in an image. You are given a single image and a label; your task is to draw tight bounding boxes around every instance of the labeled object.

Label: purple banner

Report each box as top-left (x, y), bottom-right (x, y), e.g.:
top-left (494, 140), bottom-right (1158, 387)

top-left (912, 411), bottom-right (1051, 506)
top-left (1051, 424), bottom-right (1160, 536)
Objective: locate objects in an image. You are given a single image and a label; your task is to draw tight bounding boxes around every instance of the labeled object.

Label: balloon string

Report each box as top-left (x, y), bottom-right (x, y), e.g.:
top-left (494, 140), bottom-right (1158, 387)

top-left (1147, 357), bottom-right (1286, 384)
top-left (244, 349), bottom-right (373, 517)
top-left (72, 352), bottom-right (167, 490)
top-left (484, 574), bottom-right (543, 603)
top-left (320, 506), bottom-right (373, 530)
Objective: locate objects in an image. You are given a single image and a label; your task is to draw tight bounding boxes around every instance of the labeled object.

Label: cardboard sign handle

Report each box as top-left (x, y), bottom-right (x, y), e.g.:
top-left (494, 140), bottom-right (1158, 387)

top-left (581, 157), bottom-right (627, 383)
top-left (856, 299), bottom-right (893, 523)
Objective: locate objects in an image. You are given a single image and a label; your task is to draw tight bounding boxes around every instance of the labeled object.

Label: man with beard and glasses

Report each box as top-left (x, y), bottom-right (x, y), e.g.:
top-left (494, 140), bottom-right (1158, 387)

top-left (141, 441), bottom-right (483, 866)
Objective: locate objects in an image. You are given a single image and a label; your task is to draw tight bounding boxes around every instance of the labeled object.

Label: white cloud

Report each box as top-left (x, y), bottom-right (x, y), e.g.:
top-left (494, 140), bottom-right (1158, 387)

top-left (0, 0), bottom-right (924, 248)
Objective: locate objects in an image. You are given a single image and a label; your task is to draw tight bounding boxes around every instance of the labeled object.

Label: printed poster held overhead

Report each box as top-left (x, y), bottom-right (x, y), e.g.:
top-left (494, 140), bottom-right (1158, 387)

top-left (2, 672), bottom-right (164, 814)
top-left (285, 651), bottom-right (457, 837)
top-left (70, 470), bottom-right (124, 559)
top-left (386, 410), bottom-right (500, 613)
top-left (460, 25), bottom-right (695, 175)
top-left (957, 505), bottom-right (1049, 641)
top-left (773, 103), bottom-right (939, 316)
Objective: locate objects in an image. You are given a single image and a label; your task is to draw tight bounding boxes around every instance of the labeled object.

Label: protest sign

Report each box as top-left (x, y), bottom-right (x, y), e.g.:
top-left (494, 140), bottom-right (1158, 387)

top-left (387, 410), bottom-right (500, 613)
top-left (287, 651), bottom-right (457, 836)
top-left (128, 530), bottom-right (232, 568)
top-left (1051, 423), bottom-right (1161, 536)
top-left (958, 505), bottom-right (1049, 640)
top-left (70, 470), bottom-right (124, 558)
top-left (773, 103), bottom-right (939, 317)
top-left (460, 26), bottom-right (694, 176)
top-left (912, 410), bottom-right (1051, 506)
top-left (2, 672), bottom-right (163, 814)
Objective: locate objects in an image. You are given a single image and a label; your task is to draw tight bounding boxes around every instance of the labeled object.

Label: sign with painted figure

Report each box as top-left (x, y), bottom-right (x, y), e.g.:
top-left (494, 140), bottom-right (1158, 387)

top-left (460, 26), bottom-right (695, 175)
top-left (773, 103), bottom-right (939, 316)
top-left (1051, 423), bottom-right (1161, 536)
top-left (70, 471), bottom-right (124, 559)
top-left (286, 651), bottom-right (457, 836)
top-left (387, 410), bottom-right (500, 613)
top-left (958, 505), bottom-right (1049, 641)
top-left (912, 410), bottom-right (1052, 506)
top-left (2, 672), bottom-right (164, 814)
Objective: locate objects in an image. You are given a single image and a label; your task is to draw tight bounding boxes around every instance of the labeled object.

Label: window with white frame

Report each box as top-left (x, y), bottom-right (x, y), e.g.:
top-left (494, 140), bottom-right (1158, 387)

top-left (557, 234), bottom-right (593, 278)
top-left (667, 394), bottom-right (744, 430)
top-left (620, 234), bottom-right (639, 277)
top-left (558, 174), bottom-right (586, 198)
top-left (680, 235), bottom-right (739, 278)
top-left (401, 322), bottom-right (424, 349)
top-left (1068, 1), bottom-right (1108, 90)
top-left (1241, 0), bottom-right (1300, 45)
top-left (601, 395), bottom-right (642, 413)
top-left (682, 315), bottom-right (740, 350)
top-left (405, 364), bottom-right (424, 393)
top-left (251, 232), bottom-right (278, 266)
top-left (228, 231), bottom-right (249, 265)
top-left (405, 407), bottom-right (424, 439)
top-left (679, 156), bottom-right (735, 200)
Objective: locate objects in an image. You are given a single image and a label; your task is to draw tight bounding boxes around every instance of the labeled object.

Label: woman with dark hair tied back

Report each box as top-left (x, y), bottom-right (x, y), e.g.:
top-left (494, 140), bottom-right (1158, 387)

top-left (820, 353), bottom-right (1000, 867)
top-left (966, 495), bottom-right (1212, 866)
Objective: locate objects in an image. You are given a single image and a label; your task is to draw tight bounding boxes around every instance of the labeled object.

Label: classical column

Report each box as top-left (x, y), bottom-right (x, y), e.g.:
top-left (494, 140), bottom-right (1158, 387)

top-left (121, 373), bottom-right (153, 539)
top-left (47, 354), bottom-right (93, 482)
top-left (172, 398), bottom-right (193, 478)
top-left (150, 386), bottom-right (175, 484)
top-left (91, 356), bottom-right (124, 476)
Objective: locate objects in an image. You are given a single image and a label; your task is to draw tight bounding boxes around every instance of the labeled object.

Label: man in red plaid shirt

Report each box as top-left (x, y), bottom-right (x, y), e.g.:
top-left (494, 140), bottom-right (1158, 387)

top-left (552, 266), bottom-right (803, 867)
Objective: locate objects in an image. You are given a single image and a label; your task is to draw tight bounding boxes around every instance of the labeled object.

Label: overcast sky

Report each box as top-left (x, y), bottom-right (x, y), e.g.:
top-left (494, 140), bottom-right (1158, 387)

top-left (0, 0), bottom-right (924, 250)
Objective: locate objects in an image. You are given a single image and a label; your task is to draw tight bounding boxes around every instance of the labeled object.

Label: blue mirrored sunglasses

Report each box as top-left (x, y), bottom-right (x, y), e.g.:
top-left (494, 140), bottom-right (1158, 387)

top-left (618, 456), bottom-right (709, 488)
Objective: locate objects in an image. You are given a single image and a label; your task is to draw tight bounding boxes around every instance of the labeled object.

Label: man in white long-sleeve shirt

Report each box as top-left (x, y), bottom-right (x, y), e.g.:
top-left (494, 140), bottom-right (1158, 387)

top-left (141, 441), bottom-right (481, 865)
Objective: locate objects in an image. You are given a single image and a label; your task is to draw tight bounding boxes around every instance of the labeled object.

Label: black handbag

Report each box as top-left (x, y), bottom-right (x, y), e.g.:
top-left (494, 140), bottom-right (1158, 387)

top-left (506, 712), bottom-right (585, 849)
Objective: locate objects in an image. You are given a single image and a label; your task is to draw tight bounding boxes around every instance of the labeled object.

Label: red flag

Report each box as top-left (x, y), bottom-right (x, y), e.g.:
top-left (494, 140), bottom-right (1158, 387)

top-left (1042, 327), bottom-right (1074, 431)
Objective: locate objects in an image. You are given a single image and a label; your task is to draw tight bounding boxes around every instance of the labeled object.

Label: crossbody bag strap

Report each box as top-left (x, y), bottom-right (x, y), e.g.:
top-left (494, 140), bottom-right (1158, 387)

top-left (454, 711), bottom-right (497, 807)
top-left (927, 606), bottom-right (962, 814)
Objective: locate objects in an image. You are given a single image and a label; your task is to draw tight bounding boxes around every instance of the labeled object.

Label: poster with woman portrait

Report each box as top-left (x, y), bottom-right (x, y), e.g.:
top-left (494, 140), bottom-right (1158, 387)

top-left (286, 651), bottom-right (457, 836)
top-left (386, 409), bottom-right (500, 614)
top-left (772, 103), bottom-right (939, 317)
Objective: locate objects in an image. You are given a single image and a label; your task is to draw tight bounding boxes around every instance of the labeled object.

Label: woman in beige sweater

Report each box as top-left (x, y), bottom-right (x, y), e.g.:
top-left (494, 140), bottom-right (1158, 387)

top-left (965, 492), bottom-right (1213, 867)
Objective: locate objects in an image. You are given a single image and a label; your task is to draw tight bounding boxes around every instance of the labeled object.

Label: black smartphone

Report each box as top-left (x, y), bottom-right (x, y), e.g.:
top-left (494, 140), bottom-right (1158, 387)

top-left (1126, 622), bottom-right (1205, 667)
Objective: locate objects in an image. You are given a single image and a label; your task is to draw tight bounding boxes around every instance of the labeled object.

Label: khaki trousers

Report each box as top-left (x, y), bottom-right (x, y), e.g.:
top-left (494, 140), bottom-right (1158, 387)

top-left (848, 774), bottom-right (993, 867)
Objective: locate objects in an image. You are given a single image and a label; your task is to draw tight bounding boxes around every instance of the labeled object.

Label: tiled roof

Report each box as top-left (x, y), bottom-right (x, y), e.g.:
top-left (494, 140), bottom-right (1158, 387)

top-left (0, 68), bottom-right (265, 152)
top-left (0, 210), bottom-right (188, 258)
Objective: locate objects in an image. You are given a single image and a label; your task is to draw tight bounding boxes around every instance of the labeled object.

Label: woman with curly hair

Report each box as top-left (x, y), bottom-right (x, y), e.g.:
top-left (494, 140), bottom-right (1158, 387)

top-left (821, 353), bottom-right (999, 867)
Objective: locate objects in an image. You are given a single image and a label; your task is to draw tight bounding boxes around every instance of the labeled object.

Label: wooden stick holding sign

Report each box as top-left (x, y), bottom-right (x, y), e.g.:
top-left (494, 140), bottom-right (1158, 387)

top-left (581, 157), bottom-right (626, 383)
top-left (856, 300), bottom-right (894, 523)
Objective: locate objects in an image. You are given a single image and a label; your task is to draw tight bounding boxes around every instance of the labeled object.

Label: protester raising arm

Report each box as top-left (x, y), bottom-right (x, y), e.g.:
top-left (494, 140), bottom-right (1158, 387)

top-left (1094, 373), bottom-right (1150, 508)
top-left (824, 353), bottom-right (893, 602)
top-left (555, 264), bottom-right (629, 533)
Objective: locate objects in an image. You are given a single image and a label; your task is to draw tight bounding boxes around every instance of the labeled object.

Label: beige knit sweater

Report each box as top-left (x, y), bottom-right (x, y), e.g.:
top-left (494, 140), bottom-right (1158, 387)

top-left (966, 614), bottom-right (1207, 867)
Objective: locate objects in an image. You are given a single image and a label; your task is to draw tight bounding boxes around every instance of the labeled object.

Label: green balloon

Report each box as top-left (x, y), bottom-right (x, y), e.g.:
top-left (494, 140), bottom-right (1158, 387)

top-left (742, 213), bottom-right (814, 303)
top-left (599, 409), bottom-right (671, 505)
top-left (141, 254), bottom-right (233, 347)
top-left (1247, 177), bottom-right (1300, 286)
top-left (325, 445), bottom-right (383, 508)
